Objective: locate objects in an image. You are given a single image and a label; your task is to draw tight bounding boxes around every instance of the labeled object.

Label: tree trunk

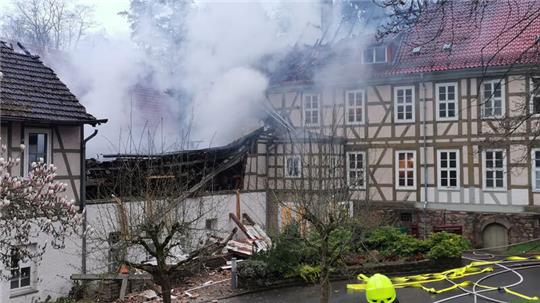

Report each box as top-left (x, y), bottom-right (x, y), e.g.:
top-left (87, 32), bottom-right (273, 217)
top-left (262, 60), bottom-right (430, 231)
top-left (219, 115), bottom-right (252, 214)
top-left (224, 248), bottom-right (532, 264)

top-left (156, 249), bottom-right (173, 303)
top-left (160, 276), bottom-right (173, 303)
top-left (319, 235), bottom-right (330, 303)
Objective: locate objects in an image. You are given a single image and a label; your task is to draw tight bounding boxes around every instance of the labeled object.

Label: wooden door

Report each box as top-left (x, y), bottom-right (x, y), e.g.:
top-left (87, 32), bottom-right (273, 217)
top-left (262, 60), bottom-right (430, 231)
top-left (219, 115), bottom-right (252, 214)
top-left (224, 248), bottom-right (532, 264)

top-left (482, 223), bottom-right (508, 249)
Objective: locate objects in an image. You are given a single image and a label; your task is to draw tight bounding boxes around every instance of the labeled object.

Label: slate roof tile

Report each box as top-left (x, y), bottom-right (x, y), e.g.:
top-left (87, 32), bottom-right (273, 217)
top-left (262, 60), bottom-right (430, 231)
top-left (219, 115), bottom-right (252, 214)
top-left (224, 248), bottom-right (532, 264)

top-left (0, 42), bottom-right (98, 124)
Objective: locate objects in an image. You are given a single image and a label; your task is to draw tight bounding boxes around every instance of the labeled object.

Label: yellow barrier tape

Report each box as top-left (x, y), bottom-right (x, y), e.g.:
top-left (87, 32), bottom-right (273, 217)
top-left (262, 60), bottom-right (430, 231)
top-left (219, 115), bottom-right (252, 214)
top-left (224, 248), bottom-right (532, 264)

top-left (504, 287), bottom-right (540, 301)
top-left (347, 255), bottom-right (539, 296)
top-left (505, 256), bottom-right (529, 261)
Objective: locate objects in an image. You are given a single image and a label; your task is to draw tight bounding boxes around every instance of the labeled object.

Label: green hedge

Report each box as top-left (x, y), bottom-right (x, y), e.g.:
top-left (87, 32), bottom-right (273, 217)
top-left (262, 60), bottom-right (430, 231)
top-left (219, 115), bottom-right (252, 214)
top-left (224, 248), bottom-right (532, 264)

top-left (238, 225), bottom-right (471, 284)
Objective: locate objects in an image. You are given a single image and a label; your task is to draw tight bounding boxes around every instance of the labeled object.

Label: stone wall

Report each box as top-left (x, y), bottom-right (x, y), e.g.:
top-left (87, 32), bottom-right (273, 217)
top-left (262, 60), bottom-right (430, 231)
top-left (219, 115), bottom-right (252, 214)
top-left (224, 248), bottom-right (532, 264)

top-left (393, 209), bottom-right (540, 247)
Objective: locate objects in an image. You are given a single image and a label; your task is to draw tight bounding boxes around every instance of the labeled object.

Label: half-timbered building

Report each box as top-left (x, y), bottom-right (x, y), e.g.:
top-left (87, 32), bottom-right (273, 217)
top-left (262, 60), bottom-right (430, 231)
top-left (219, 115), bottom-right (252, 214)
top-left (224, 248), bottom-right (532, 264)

top-left (0, 41), bottom-right (104, 302)
top-left (256, 1), bottom-right (540, 247)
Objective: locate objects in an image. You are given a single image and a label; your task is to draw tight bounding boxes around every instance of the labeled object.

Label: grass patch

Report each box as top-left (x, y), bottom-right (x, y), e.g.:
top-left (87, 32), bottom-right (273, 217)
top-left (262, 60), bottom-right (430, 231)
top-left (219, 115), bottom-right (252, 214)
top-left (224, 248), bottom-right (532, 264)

top-left (506, 240), bottom-right (540, 255)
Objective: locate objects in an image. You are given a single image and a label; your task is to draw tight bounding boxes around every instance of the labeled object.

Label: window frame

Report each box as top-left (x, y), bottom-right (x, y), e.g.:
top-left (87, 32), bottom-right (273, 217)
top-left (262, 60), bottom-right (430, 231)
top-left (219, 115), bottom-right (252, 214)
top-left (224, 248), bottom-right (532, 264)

top-left (345, 89), bottom-right (365, 125)
top-left (362, 46), bottom-right (387, 64)
top-left (531, 148), bottom-right (540, 192)
top-left (530, 76), bottom-right (540, 115)
top-left (482, 149), bottom-right (507, 191)
top-left (436, 82), bottom-right (459, 121)
top-left (9, 249), bottom-right (36, 295)
top-left (303, 93), bottom-right (320, 127)
top-left (284, 155), bottom-right (301, 178)
top-left (24, 128), bottom-right (52, 176)
top-left (395, 150), bottom-right (417, 190)
top-left (481, 79), bottom-right (506, 119)
top-left (346, 151), bottom-right (366, 189)
top-left (394, 86), bottom-right (416, 123)
top-left (437, 149), bottom-right (460, 190)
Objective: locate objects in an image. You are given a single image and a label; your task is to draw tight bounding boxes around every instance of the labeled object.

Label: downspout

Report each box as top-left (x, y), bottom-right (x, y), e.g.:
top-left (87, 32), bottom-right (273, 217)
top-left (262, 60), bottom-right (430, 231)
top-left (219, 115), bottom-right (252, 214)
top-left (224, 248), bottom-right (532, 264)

top-left (421, 74), bottom-right (428, 209)
top-left (421, 74), bottom-right (429, 238)
top-left (81, 129), bottom-right (98, 275)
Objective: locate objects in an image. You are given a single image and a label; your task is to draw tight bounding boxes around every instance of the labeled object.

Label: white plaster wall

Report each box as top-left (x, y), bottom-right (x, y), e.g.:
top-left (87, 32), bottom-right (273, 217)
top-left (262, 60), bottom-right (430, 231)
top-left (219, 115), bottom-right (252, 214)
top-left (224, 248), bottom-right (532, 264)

top-left (84, 192), bottom-right (266, 275)
top-left (0, 234), bottom-right (81, 302)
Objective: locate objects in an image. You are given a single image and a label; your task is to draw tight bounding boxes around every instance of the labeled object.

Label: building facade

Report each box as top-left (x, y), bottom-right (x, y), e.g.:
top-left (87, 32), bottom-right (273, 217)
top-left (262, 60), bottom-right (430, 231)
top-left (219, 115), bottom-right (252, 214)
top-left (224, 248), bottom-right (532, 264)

top-left (0, 42), bottom-right (103, 302)
top-left (254, 1), bottom-right (540, 247)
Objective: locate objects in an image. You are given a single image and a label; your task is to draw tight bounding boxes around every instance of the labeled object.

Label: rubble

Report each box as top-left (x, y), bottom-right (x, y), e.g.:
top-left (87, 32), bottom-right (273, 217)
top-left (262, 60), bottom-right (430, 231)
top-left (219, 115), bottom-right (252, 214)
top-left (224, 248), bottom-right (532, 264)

top-left (117, 270), bottom-right (238, 303)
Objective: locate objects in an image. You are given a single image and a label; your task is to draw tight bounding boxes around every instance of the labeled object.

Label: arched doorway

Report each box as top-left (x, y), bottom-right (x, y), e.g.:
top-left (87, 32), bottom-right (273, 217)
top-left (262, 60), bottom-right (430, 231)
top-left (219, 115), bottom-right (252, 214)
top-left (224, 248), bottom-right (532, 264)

top-left (482, 223), bottom-right (508, 249)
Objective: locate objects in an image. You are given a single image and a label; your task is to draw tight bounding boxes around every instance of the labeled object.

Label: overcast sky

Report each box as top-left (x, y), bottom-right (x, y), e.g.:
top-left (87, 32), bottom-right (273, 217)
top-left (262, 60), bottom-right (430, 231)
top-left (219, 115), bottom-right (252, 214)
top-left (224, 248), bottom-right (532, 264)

top-left (0, 0), bottom-right (131, 36)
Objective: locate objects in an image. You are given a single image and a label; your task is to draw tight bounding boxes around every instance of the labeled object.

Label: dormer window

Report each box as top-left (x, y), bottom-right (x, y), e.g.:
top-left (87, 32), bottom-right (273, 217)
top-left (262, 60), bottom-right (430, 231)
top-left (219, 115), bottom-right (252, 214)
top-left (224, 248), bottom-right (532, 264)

top-left (362, 46), bottom-right (387, 64)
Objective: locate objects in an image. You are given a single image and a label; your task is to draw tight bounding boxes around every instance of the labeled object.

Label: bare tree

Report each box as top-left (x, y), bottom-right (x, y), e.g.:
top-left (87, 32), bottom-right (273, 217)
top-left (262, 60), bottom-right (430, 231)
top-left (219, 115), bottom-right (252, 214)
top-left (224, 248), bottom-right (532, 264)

top-left (269, 120), bottom-right (381, 303)
top-left (85, 147), bottom-right (244, 303)
top-left (0, 0), bottom-right (94, 51)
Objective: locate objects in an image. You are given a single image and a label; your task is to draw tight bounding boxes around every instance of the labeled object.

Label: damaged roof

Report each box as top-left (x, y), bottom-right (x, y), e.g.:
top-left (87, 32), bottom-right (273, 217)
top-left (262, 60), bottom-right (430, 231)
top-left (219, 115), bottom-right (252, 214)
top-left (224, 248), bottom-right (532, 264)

top-left (390, 0), bottom-right (540, 75)
top-left (270, 0), bottom-right (540, 86)
top-left (0, 41), bottom-right (101, 125)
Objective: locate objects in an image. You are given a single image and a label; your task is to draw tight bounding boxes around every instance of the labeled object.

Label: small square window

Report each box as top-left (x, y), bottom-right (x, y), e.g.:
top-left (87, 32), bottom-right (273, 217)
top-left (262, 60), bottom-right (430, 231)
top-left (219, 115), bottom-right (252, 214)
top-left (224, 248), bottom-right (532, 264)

top-left (285, 156), bottom-right (301, 178)
top-left (362, 46), bottom-right (387, 64)
top-left (400, 213), bottom-right (412, 222)
top-left (205, 218), bottom-right (218, 230)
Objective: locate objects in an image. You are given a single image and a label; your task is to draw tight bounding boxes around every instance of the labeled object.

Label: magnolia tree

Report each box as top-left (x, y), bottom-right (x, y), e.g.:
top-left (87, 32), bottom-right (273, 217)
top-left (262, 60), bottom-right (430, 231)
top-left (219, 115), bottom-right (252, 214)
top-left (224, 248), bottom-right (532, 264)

top-left (0, 140), bottom-right (81, 277)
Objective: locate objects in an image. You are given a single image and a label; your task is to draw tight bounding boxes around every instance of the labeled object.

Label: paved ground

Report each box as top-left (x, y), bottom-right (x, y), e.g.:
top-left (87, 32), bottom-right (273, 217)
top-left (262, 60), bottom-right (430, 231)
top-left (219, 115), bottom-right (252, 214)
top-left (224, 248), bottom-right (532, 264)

top-left (222, 259), bottom-right (540, 303)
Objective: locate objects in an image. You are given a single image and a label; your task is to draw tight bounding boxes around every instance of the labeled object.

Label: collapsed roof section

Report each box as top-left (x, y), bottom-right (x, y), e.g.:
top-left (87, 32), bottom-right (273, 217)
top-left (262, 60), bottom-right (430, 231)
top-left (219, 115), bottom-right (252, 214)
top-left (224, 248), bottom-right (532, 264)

top-left (86, 127), bottom-right (266, 201)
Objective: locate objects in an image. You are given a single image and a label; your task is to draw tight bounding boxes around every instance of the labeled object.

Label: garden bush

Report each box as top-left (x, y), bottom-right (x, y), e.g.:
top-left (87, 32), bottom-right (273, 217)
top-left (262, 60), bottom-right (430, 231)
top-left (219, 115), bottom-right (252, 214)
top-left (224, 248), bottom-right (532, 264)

top-left (240, 225), bottom-right (471, 286)
top-left (365, 226), bottom-right (428, 257)
top-left (426, 231), bottom-right (471, 260)
top-left (237, 259), bottom-right (272, 282)
top-left (297, 264), bottom-right (321, 283)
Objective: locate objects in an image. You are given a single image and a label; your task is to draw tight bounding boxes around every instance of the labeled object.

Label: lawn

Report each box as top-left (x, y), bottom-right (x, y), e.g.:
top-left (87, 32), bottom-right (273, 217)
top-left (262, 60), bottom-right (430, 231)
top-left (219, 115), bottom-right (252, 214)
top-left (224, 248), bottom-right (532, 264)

top-left (506, 240), bottom-right (540, 255)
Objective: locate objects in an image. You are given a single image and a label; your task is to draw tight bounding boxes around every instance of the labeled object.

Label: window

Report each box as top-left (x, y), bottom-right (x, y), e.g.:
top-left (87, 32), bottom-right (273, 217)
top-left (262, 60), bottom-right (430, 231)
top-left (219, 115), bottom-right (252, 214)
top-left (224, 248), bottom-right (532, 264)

top-left (362, 46), bottom-right (387, 64)
top-left (396, 151), bottom-right (416, 189)
top-left (205, 218), bottom-right (218, 230)
top-left (482, 79), bottom-right (505, 118)
top-left (285, 156), bottom-right (301, 178)
top-left (530, 77), bottom-right (540, 114)
top-left (438, 150), bottom-right (460, 189)
top-left (400, 212), bottom-right (412, 222)
top-left (394, 86), bottom-right (415, 122)
top-left (532, 149), bottom-right (540, 191)
top-left (10, 250), bottom-right (33, 291)
top-left (303, 94), bottom-right (320, 126)
top-left (346, 89), bottom-right (365, 124)
top-left (436, 83), bottom-right (458, 120)
top-left (347, 152), bottom-right (366, 188)
top-left (483, 149), bottom-right (506, 190)
top-left (24, 129), bottom-right (51, 176)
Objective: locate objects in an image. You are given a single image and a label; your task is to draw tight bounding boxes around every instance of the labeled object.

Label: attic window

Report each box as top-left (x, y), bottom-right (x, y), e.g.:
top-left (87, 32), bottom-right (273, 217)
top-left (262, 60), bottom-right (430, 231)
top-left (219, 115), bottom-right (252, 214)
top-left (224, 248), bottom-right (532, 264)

top-left (362, 46), bottom-right (387, 64)
top-left (442, 43), bottom-right (453, 51)
top-left (536, 35), bottom-right (540, 44)
top-left (412, 46), bottom-right (422, 54)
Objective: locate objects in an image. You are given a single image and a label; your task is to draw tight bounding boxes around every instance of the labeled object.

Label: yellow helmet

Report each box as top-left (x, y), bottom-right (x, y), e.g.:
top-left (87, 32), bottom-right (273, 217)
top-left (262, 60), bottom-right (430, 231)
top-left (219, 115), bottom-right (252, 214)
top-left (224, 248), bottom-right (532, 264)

top-left (365, 274), bottom-right (397, 303)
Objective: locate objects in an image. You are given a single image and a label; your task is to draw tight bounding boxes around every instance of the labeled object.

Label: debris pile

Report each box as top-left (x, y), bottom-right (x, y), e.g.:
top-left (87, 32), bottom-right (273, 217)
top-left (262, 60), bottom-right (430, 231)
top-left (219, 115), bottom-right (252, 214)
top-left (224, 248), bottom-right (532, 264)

top-left (118, 270), bottom-right (236, 303)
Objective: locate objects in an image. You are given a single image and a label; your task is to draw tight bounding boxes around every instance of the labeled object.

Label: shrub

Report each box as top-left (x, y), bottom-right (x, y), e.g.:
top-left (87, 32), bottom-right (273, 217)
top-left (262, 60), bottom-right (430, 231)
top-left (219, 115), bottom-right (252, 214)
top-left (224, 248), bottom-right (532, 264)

top-left (252, 224), bottom-right (317, 278)
top-left (238, 259), bottom-right (271, 281)
top-left (426, 232), bottom-right (471, 260)
top-left (297, 264), bottom-right (320, 283)
top-left (365, 226), bottom-right (427, 257)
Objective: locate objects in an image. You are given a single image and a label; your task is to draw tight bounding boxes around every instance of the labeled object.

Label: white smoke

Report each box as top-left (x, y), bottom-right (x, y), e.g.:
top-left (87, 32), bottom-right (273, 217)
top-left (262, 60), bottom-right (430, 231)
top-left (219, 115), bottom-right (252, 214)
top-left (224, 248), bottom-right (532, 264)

top-left (49, 1), bottom-right (323, 157)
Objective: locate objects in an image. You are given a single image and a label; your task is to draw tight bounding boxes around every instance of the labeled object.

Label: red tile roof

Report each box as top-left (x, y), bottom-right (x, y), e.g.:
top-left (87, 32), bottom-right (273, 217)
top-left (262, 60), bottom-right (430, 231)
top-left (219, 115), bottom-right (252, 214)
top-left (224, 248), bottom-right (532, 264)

top-left (390, 0), bottom-right (540, 75)
top-left (271, 1), bottom-right (540, 86)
